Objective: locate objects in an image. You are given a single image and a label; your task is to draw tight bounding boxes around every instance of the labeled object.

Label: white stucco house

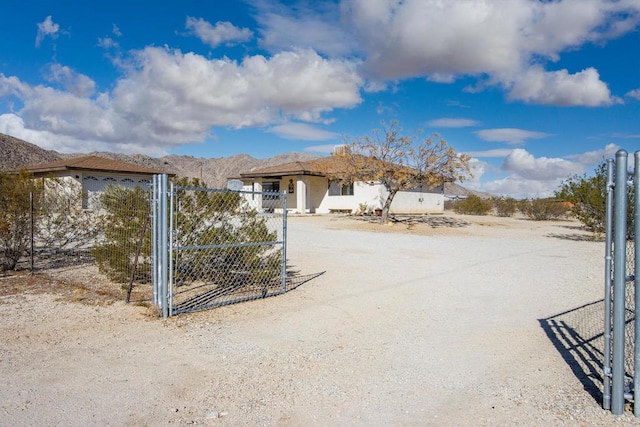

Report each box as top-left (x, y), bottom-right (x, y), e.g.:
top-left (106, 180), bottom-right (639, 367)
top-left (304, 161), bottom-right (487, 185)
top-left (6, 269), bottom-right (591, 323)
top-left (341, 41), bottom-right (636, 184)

top-left (20, 155), bottom-right (172, 209)
top-left (231, 159), bottom-right (445, 215)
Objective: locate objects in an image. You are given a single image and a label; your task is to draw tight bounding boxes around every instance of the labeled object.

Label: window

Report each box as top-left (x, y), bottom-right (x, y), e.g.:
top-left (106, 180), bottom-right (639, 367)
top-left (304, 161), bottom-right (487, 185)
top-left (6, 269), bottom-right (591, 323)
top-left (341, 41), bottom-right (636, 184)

top-left (262, 181), bottom-right (280, 200)
top-left (328, 181), bottom-right (354, 196)
top-left (82, 176), bottom-right (100, 209)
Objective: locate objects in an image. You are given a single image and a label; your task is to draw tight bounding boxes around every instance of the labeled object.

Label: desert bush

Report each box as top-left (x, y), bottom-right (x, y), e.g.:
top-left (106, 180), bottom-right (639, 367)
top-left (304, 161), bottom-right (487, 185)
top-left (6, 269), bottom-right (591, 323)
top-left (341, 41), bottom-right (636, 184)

top-left (0, 171), bottom-right (41, 272)
top-left (519, 198), bottom-right (568, 221)
top-left (491, 197), bottom-right (517, 217)
top-left (556, 162), bottom-right (634, 236)
top-left (92, 177), bottom-right (282, 289)
top-left (36, 178), bottom-right (98, 250)
top-left (92, 185), bottom-right (152, 283)
top-left (452, 195), bottom-right (492, 215)
top-left (172, 177), bottom-right (281, 286)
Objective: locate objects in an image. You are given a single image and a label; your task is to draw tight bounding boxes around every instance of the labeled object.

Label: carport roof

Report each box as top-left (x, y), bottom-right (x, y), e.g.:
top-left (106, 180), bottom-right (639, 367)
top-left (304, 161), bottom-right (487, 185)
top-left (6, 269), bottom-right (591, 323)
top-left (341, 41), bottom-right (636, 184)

top-left (20, 155), bottom-right (173, 176)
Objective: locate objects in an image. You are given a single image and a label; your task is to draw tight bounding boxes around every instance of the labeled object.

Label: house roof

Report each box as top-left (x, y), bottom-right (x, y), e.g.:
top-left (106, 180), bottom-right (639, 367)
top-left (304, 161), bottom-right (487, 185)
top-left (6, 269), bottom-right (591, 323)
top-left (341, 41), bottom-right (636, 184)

top-left (20, 155), bottom-right (171, 176)
top-left (240, 160), bottom-right (326, 179)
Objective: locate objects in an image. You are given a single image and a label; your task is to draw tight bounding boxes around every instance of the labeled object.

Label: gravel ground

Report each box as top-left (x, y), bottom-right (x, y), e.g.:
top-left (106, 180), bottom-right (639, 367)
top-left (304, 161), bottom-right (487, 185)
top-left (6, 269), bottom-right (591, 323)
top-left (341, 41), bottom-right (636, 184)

top-left (1, 213), bottom-right (639, 426)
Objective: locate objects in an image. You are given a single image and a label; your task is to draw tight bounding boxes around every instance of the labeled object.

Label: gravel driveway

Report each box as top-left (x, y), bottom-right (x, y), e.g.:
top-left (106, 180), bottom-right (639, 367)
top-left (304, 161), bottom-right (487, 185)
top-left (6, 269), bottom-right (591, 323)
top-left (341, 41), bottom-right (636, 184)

top-left (1, 214), bottom-right (638, 426)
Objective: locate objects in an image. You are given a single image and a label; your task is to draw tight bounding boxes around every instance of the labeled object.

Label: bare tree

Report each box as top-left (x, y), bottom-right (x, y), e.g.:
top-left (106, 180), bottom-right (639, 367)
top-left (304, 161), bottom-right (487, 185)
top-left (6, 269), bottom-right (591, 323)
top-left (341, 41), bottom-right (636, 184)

top-left (315, 120), bottom-right (470, 223)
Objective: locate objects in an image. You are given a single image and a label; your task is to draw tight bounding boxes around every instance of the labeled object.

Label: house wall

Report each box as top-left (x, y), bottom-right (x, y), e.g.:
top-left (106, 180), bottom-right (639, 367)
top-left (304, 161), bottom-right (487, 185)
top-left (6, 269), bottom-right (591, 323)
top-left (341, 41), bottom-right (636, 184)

top-left (317, 182), bottom-right (444, 214)
top-left (38, 171), bottom-right (153, 210)
top-left (239, 177), bottom-right (444, 215)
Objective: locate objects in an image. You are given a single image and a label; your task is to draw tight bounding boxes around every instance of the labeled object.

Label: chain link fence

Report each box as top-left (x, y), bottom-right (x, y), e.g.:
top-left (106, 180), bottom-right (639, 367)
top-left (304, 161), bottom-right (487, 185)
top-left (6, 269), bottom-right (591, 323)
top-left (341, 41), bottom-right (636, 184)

top-left (6, 179), bottom-right (154, 301)
top-left (5, 174), bottom-right (317, 316)
top-left (604, 150), bottom-right (639, 416)
top-left (153, 178), bottom-right (289, 315)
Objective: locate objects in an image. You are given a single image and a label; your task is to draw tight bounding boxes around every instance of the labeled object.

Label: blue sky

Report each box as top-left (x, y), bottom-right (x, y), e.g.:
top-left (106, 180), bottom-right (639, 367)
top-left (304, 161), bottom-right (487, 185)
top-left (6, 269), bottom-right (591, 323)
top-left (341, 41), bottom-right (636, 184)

top-left (1, 0), bottom-right (639, 197)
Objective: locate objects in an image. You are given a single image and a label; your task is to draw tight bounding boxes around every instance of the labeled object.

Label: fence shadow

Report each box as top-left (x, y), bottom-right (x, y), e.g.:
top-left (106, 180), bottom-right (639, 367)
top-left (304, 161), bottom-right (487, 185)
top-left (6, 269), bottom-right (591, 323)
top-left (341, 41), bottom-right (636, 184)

top-left (539, 300), bottom-right (606, 403)
top-left (353, 215), bottom-right (470, 229)
top-left (171, 267), bottom-right (324, 315)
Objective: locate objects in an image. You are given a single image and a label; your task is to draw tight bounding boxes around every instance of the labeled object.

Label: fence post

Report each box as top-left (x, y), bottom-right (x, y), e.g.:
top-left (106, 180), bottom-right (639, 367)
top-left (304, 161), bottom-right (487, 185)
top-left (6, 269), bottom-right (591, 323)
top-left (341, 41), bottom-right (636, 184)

top-left (604, 158), bottom-right (615, 410)
top-left (152, 175), bottom-right (158, 306)
top-left (281, 191), bottom-right (288, 293)
top-left (634, 151), bottom-right (640, 417)
top-left (169, 181), bottom-right (175, 316)
top-left (612, 149), bottom-right (629, 415)
top-left (30, 192), bottom-right (35, 273)
top-left (159, 174), bottom-right (169, 318)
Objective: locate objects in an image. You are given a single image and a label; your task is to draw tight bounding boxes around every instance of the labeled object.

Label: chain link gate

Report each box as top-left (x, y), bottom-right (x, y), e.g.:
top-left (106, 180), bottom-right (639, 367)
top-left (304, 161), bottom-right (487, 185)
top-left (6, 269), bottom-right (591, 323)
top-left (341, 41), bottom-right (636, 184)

top-left (604, 150), bottom-right (639, 415)
top-left (151, 174), bottom-right (288, 317)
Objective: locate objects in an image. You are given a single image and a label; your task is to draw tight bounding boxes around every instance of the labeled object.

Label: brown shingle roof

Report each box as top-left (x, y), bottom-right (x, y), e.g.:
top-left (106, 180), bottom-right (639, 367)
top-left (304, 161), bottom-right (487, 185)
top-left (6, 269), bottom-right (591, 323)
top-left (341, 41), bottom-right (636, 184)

top-left (20, 155), bottom-right (170, 176)
top-left (240, 160), bottom-right (325, 178)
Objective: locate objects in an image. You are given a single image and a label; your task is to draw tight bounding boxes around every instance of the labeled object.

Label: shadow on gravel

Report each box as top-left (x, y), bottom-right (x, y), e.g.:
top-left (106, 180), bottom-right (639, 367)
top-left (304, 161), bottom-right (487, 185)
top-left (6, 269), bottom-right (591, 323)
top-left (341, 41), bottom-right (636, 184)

top-left (546, 233), bottom-right (599, 242)
top-left (353, 215), bottom-right (470, 228)
top-left (539, 300), bottom-right (605, 404)
top-left (172, 268), bottom-right (325, 315)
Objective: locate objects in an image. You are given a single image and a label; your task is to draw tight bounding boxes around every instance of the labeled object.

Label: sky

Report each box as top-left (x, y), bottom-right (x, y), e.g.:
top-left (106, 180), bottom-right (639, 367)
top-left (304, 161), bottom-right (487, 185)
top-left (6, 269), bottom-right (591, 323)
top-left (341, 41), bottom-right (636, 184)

top-left (0, 0), bottom-right (639, 197)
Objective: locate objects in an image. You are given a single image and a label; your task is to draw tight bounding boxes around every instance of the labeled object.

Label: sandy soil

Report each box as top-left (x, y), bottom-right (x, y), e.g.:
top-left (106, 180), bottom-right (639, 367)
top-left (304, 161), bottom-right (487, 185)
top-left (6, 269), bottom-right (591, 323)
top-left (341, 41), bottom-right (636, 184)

top-left (1, 213), bottom-right (638, 426)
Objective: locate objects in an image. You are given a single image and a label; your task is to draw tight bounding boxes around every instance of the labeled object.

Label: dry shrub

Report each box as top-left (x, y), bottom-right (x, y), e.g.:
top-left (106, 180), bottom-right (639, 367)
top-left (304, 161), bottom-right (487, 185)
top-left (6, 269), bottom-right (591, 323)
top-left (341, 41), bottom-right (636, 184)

top-left (491, 197), bottom-right (517, 217)
top-left (519, 198), bottom-right (568, 220)
top-left (452, 195), bottom-right (493, 216)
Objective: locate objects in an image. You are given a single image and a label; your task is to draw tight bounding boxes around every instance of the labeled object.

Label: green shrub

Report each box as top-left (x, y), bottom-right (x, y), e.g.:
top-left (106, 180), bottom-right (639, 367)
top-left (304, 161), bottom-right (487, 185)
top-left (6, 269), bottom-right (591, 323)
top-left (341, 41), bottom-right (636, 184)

top-left (555, 162), bottom-right (634, 237)
top-left (0, 171), bottom-right (41, 272)
top-left (452, 195), bottom-right (493, 215)
top-left (491, 197), bottom-right (517, 217)
top-left (519, 198), bottom-right (568, 221)
top-left (92, 185), bottom-right (152, 283)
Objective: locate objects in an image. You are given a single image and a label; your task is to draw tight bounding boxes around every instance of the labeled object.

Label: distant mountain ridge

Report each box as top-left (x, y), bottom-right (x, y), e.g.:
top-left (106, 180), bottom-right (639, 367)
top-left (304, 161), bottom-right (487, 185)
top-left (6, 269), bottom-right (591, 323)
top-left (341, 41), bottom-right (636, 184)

top-left (0, 133), bottom-right (321, 188)
top-left (0, 133), bottom-right (489, 197)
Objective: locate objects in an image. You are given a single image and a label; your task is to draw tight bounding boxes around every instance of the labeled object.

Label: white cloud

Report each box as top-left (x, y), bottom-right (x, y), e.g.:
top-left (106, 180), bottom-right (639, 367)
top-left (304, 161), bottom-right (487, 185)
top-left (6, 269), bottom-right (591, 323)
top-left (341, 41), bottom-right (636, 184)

top-left (626, 88), bottom-right (640, 100)
top-left (0, 47), bottom-right (363, 154)
top-left (98, 37), bottom-right (119, 50)
top-left (185, 17), bottom-right (253, 48)
top-left (480, 176), bottom-right (561, 199)
top-left (255, 2), bottom-right (357, 57)
top-left (502, 148), bottom-right (584, 180)
top-left (463, 147), bottom-right (583, 197)
top-left (427, 118), bottom-right (479, 128)
top-left (465, 149), bottom-right (515, 158)
top-left (566, 142), bottom-right (620, 164)
top-left (35, 16), bottom-right (60, 47)
top-left (304, 144), bottom-right (339, 154)
top-left (267, 123), bottom-right (339, 141)
top-left (507, 66), bottom-right (621, 106)
top-left (45, 64), bottom-right (96, 97)
top-left (475, 128), bottom-right (550, 145)
top-left (263, 0), bottom-right (640, 106)
top-left (112, 24), bottom-right (122, 37)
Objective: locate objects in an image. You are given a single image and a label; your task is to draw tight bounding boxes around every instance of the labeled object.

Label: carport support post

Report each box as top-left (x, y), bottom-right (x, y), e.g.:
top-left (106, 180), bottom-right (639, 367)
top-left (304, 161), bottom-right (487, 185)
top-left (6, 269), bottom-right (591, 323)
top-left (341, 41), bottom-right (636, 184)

top-left (612, 149), bottom-right (628, 415)
top-left (604, 158), bottom-right (614, 410)
top-left (634, 151), bottom-right (640, 417)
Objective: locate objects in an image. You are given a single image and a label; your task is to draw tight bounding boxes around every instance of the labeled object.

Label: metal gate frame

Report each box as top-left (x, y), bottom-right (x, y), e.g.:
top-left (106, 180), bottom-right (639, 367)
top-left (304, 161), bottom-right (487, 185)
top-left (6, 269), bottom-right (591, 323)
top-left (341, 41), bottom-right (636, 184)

top-left (604, 150), bottom-right (640, 415)
top-left (151, 174), bottom-right (288, 317)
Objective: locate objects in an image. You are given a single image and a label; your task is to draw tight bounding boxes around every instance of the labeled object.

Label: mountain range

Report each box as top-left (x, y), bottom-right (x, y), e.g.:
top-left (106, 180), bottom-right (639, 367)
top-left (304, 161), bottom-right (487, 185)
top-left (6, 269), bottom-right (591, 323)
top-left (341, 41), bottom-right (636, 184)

top-left (0, 133), bottom-right (487, 198)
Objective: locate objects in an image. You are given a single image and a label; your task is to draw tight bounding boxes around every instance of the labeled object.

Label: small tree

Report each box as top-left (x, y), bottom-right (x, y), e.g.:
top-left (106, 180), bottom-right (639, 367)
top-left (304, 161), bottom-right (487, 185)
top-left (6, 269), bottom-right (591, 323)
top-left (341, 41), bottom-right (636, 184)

top-left (0, 171), bottom-right (42, 272)
top-left (315, 120), bottom-right (470, 223)
top-left (556, 161), bottom-right (634, 237)
top-left (555, 163), bottom-right (607, 232)
top-left (92, 185), bottom-right (152, 283)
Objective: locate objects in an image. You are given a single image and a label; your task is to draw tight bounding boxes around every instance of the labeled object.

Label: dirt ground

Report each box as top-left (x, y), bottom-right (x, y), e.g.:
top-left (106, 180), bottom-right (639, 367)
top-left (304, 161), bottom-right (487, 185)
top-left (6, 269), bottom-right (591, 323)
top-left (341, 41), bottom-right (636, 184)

top-left (1, 213), bottom-right (639, 426)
